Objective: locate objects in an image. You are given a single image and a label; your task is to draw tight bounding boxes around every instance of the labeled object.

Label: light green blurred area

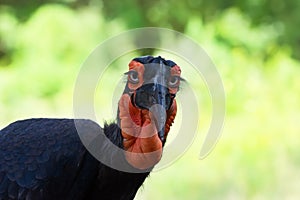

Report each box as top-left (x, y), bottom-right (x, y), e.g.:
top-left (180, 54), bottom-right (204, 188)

top-left (0, 4), bottom-right (300, 200)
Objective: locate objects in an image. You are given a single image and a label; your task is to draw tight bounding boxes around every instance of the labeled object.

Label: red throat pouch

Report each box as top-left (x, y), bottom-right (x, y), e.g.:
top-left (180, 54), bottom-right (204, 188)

top-left (118, 94), bottom-right (177, 169)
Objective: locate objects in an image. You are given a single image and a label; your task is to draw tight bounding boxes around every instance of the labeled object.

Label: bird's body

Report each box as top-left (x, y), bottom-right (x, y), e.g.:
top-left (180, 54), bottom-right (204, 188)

top-left (0, 56), bottom-right (182, 200)
top-left (0, 118), bottom-right (149, 200)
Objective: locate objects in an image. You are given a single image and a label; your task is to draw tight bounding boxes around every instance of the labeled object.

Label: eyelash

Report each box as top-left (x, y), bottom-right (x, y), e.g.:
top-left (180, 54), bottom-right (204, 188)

top-left (124, 71), bottom-right (184, 87)
top-left (126, 71), bottom-right (139, 84)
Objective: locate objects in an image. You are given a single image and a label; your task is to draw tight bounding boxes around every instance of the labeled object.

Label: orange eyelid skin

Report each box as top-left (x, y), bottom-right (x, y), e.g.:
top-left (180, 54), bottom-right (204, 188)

top-left (127, 61), bottom-right (144, 90)
top-left (169, 65), bottom-right (182, 94)
top-left (129, 60), bottom-right (143, 70)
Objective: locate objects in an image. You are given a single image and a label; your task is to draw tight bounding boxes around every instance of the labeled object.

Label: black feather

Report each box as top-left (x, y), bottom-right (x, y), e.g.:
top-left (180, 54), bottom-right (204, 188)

top-left (0, 118), bottom-right (149, 200)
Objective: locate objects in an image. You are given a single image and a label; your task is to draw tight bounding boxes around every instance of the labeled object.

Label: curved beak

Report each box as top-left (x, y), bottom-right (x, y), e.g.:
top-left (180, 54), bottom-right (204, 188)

top-left (133, 83), bottom-right (171, 142)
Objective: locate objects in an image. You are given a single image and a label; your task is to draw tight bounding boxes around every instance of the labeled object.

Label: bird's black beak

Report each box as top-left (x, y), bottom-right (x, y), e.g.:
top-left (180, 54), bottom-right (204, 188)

top-left (133, 83), bottom-right (172, 142)
top-left (134, 83), bottom-right (172, 110)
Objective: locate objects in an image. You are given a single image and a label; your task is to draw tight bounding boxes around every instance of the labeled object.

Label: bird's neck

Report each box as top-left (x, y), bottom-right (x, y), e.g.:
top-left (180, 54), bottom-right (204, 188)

top-left (117, 94), bottom-right (177, 170)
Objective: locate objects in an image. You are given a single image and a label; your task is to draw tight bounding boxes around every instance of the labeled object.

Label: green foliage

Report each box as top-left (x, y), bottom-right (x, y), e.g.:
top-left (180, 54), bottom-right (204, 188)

top-left (0, 2), bottom-right (300, 200)
top-left (2, 0), bottom-right (300, 58)
top-left (0, 5), bottom-right (107, 122)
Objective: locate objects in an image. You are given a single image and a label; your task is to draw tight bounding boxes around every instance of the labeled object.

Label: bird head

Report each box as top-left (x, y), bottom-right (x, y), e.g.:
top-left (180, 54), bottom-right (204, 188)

top-left (118, 56), bottom-right (182, 169)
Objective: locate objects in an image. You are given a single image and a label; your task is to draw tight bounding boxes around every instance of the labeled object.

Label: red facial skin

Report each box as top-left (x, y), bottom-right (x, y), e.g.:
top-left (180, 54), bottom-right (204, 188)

top-left (127, 61), bottom-right (144, 91)
top-left (169, 65), bottom-right (181, 94)
top-left (118, 60), bottom-right (181, 169)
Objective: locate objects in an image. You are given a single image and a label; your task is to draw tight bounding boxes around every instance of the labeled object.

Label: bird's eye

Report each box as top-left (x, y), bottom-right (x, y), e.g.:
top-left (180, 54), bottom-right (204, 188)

top-left (168, 76), bottom-right (180, 88)
top-left (128, 71), bottom-right (139, 84)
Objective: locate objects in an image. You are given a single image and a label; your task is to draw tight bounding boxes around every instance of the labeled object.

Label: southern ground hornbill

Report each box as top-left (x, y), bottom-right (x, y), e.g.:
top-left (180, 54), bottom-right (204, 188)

top-left (0, 56), bottom-right (182, 200)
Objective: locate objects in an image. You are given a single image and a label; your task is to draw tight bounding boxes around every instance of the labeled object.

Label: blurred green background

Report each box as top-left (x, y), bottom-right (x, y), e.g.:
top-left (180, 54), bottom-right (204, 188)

top-left (1, 0), bottom-right (300, 199)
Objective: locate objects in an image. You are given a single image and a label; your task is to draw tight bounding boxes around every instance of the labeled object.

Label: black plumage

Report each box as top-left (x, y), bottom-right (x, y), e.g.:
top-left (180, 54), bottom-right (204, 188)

top-left (0, 119), bottom-right (149, 200)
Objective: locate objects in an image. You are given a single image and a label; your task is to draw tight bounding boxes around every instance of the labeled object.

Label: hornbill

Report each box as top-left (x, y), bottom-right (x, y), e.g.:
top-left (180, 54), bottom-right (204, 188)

top-left (0, 56), bottom-right (182, 200)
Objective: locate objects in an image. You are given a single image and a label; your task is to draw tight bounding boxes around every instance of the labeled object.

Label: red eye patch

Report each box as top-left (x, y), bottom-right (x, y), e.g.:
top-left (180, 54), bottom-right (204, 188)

top-left (127, 60), bottom-right (182, 94)
top-left (169, 65), bottom-right (181, 94)
top-left (127, 60), bottom-right (144, 90)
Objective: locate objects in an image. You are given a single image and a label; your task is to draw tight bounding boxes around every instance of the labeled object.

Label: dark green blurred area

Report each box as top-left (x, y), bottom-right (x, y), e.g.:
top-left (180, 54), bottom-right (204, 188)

top-left (2, 0), bottom-right (300, 58)
top-left (0, 1), bottom-right (300, 199)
